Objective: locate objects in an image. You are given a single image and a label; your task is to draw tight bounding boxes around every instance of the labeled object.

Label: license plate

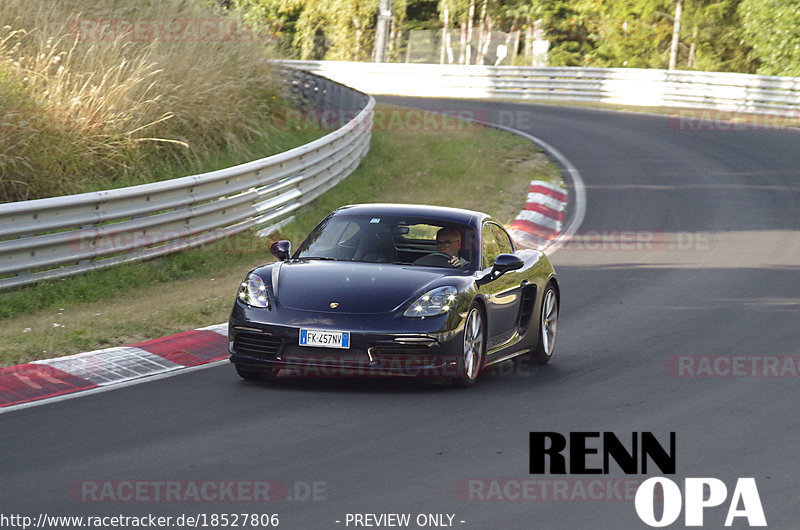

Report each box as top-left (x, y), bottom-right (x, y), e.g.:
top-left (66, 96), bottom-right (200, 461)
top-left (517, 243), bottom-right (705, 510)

top-left (299, 329), bottom-right (350, 349)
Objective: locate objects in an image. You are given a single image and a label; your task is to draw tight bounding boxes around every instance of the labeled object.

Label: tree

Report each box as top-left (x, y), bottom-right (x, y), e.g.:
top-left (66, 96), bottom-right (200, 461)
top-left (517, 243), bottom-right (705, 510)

top-left (226, 0), bottom-right (772, 75)
top-left (739, 0), bottom-right (800, 76)
top-left (232, 0), bottom-right (381, 60)
top-left (583, 0), bottom-right (675, 68)
top-left (683, 0), bottom-right (756, 73)
top-left (231, 0), bottom-right (302, 56)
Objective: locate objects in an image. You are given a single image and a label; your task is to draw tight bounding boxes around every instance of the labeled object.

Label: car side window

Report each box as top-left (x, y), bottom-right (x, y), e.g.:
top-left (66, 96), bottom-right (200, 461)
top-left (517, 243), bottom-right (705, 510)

top-left (481, 223), bottom-right (499, 269)
top-left (491, 223), bottom-right (514, 254)
top-left (482, 222), bottom-right (514, 269)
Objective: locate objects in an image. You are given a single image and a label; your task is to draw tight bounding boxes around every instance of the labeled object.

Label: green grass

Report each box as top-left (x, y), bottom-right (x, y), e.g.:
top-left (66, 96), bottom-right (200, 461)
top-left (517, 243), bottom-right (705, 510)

top-left (0, 233), bottom-right (263, 320)
top-left (0, 104), bottom-right (562, 366)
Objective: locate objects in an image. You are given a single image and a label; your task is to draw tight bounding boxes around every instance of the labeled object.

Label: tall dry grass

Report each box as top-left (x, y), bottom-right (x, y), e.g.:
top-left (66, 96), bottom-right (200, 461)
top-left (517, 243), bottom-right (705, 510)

top-left (0, 0), bottom-right (283, 202)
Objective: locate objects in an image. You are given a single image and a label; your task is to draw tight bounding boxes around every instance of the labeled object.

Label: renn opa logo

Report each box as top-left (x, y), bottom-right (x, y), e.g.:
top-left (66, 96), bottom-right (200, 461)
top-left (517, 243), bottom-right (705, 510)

top-left (529, 432), bottom-right (766, 527)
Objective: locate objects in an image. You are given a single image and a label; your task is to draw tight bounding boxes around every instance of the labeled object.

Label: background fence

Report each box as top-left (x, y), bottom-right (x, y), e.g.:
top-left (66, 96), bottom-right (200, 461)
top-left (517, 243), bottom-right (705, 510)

top-left (283, 61), bottom-right (800, 116)
top-left (4, 61), bottom-right (800, 290)
top-left (0, 69), bottom-right (374, 290)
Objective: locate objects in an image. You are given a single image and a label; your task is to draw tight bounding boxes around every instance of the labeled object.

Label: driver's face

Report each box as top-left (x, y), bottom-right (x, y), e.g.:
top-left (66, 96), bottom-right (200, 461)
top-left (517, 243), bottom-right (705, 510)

top-left (436, 235), bottom-right (461, 257)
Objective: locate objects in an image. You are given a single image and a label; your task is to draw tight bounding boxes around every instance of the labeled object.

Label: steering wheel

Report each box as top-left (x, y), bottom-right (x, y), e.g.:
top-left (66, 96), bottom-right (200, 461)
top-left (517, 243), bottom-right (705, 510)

top-left (412, 252), bottom-right (455, 267)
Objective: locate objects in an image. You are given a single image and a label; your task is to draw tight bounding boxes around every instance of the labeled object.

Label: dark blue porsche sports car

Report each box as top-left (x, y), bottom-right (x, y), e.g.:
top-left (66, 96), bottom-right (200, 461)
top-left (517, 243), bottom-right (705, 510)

top-left (228, 203), bottom-right (559, 387)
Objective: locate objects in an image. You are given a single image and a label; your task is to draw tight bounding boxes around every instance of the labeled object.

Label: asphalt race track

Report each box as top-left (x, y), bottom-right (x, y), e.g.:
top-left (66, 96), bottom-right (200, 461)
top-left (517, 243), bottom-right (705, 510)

top-left (2, 98), bottom-right (800, 529)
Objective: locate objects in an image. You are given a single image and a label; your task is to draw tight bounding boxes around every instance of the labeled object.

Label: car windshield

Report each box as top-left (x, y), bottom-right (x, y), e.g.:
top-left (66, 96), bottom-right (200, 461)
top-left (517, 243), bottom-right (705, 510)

top-left (295, 214), bottom-right (478, 270)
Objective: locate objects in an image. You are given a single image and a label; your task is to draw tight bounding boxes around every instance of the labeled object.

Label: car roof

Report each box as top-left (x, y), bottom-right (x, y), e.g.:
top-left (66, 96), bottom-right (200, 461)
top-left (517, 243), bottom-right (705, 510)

top-left (332, 203), bottom-right (488, 226)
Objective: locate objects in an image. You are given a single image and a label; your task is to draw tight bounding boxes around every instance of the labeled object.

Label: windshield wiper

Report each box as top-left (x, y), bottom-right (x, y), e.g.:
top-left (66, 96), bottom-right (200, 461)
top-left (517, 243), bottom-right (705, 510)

top-left (300, 256), bottom-right (340, 261)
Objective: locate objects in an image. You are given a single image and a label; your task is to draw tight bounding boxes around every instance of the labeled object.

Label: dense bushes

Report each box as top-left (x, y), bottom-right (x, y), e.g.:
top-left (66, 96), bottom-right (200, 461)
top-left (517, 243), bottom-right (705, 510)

top-left (0, 0), bottom-right (284, 202)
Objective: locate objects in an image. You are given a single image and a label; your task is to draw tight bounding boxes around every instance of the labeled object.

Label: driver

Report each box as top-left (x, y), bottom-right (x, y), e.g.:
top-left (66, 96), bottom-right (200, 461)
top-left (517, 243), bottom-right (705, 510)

top-left (436, 228), bottom-right (469, 269)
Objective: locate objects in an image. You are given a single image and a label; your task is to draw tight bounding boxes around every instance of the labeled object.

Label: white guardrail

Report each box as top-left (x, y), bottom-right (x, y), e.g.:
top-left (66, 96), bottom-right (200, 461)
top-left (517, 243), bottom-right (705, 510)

top-left (4, 61), bottom-right (800, 290)
top-left (283, 60), bottom-right (800, 115)
top-left (0, 68), bottom-right (374, 290)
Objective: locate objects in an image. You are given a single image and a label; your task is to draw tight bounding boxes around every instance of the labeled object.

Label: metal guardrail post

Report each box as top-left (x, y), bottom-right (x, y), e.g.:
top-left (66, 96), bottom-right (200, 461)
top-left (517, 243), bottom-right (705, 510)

top-left (281, 61), bottom-right (800, 116)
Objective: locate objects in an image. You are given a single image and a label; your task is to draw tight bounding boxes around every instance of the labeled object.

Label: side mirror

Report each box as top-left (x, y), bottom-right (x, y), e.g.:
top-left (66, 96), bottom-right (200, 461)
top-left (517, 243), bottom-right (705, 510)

top-left (491, 253), bottom-right (524, 275)
top-left (270, 240), bottom-right (291, 261)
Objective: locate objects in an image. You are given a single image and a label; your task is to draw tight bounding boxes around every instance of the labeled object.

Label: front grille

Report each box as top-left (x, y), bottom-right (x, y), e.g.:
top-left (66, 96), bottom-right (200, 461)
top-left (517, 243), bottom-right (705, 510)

top-left (233, 332), bottom-right (282, 357)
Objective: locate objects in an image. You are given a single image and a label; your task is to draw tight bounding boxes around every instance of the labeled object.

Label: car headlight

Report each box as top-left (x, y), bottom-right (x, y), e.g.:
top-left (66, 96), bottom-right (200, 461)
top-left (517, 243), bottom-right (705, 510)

top-left (238, 273), bottom-right (269, 308)
top-left (403, 286), bottom-right (457, 317)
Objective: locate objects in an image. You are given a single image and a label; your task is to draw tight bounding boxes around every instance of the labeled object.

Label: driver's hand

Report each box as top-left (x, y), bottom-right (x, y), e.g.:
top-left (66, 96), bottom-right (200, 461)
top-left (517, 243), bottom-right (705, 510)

top-left (449, 256), bottom-right (463, 268)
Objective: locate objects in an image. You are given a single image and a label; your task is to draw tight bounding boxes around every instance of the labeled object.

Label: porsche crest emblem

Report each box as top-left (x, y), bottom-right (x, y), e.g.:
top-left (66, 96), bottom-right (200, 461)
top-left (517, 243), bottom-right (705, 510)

top-left (329, 302), bottom-right (339, 309)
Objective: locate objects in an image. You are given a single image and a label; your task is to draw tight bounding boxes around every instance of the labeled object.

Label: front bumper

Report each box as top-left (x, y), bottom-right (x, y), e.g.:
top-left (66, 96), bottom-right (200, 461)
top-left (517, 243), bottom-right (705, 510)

top-left (228, 302), bottom-right (467, 377)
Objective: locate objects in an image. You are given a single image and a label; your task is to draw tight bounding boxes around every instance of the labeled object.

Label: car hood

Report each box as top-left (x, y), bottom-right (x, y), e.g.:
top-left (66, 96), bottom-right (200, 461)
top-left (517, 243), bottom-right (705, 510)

top-left (273, 261), bottom-right (456, 314)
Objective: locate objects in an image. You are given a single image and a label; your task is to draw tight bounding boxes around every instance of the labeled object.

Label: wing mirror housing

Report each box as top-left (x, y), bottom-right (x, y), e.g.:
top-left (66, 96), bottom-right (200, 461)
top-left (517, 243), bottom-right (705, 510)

top-left (270, 240), bottom-right (291, 261)
top-left (491, 253), bottom-right (524, 275)
top-left (476, 253), bottom-right (524, 287)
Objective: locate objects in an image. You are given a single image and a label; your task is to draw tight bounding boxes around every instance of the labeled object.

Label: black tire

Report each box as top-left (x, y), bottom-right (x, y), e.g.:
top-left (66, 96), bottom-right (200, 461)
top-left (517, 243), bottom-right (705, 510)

top-left (235, 364), bottom-right (278, 381)
top-left (452, 304), bottom-right (486, 387)
top-left (531, 283), bottom-right (558, 364)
